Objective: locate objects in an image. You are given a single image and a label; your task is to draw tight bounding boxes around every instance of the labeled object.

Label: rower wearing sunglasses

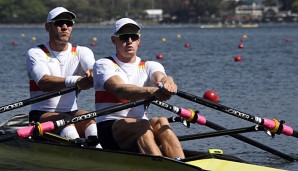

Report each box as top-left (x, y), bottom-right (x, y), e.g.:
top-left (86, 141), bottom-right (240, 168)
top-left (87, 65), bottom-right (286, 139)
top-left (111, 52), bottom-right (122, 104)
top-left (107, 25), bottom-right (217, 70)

top-left (25, 7), bottom-right (101, 148)
top-left (93, 18), bottom-right (185, 159)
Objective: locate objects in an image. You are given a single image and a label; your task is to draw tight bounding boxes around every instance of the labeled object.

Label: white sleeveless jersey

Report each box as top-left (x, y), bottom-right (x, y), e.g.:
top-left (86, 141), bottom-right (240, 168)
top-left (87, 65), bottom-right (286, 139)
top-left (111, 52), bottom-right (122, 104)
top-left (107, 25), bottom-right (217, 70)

top-left (26, 42), bottom-right (95, 112)
top-left (93, 55), bottom-right (166, 122)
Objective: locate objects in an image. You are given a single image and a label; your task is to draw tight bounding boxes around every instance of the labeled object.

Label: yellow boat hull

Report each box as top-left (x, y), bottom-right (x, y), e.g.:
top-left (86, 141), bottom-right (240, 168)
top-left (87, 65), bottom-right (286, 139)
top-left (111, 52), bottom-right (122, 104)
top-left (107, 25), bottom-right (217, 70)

top-left (187, 158), bottom-right (285, 171)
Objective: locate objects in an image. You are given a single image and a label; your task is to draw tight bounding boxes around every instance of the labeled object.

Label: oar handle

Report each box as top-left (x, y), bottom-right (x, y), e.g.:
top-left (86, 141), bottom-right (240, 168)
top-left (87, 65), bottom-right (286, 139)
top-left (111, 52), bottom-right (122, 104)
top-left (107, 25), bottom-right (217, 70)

top-left (263, 118), bottom-right (298, 138)
top-left (16, 121), bottom-right (55, 139)
top-left (176, 90), bottom-right (298, 138)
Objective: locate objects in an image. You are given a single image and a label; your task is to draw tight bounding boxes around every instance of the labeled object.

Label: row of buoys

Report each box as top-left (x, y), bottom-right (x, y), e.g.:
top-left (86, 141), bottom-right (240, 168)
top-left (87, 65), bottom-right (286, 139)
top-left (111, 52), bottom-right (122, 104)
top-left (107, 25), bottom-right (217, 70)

top-left (234, 34), bottom-right (247, 62)
top-left (9, 33), bottom-right (98, 47)
top-left (90, 37), bottom-right (98, 46)
top-left (161, 34), bottom-right (182, 42)
top-left (156, 34), bottom-right (190, 60)
top-left (202, 36), bottom-right (248, 101)
top-left (203, 36), bottom-right (249, 102)
top-left (11, 36), bottom-right (37, 46)
top-left (161, 34), bottom-right (190, 47)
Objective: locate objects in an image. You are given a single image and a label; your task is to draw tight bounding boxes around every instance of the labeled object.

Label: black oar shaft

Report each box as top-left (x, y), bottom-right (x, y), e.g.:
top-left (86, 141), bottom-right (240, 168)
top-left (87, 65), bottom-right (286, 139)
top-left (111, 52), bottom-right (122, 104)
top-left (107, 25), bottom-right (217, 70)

top-left (176, 90), bottom-right (260, 123)
top-left (55, 97), bottom-right (153, 127)
top-left (0, 86), bottom-right (77, 113)
top-left (176, 90), bottom-right (298, 138)
top-left (153, 100), bottom-right (297, 162)
top-left (178, 125), bottom-right (260, 141)
top-left (204, 121), bottom-right (297, 162)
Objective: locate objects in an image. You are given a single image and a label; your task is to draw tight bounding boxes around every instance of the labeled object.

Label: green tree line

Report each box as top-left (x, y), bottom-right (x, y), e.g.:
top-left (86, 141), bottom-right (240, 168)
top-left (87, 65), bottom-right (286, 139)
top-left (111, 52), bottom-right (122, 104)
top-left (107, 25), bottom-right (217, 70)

top-left (0, 0), bottom-right (297, 24)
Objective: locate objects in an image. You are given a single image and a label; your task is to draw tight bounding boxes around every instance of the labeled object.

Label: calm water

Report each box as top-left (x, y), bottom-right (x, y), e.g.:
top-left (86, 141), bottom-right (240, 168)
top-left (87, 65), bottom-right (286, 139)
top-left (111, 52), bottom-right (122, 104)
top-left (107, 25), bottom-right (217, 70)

top-left (0, 24), bottom-right (298, 170)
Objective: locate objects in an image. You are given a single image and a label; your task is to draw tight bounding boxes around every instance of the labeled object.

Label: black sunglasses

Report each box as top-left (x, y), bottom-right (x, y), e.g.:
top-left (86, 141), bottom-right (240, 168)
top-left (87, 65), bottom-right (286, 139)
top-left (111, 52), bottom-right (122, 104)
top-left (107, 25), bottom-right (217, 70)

top-left (51, 19), bottom-right (75, 27)
top-left (115, 33), bottom-right (140, 42)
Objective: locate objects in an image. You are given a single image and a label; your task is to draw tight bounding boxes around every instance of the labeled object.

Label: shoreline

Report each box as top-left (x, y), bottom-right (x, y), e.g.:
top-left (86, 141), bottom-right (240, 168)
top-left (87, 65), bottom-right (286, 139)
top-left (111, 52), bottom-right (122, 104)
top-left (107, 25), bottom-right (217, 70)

top-left (1, 22), bottom-right (298, 29)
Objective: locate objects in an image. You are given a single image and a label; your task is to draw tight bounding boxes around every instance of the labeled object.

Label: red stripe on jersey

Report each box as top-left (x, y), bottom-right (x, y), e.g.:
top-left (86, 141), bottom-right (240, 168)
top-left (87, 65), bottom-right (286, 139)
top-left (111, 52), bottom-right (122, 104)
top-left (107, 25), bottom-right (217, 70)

top-left (95, 91), bottom-right (128, 103)
top-left (30, 80), bottom-right (41, 91)
top-left (138, 61), bottom-right (145, 68)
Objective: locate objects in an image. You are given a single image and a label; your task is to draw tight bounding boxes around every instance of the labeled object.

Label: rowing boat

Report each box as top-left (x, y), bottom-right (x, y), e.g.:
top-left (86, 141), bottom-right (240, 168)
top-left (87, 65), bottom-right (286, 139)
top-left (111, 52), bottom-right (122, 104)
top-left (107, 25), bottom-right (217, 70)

top-left (0, 114), bottom-right (285, 171)
top-left (0, 138), bottom-right (285, 171)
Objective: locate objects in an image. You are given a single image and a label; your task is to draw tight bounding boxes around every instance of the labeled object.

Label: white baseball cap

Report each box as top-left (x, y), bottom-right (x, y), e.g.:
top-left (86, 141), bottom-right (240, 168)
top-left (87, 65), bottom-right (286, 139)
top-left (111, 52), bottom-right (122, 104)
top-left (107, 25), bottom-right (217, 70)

top-left (113, 18), bottom-right (141, 35)
top-left (47, 7), bottom-right (76, 22)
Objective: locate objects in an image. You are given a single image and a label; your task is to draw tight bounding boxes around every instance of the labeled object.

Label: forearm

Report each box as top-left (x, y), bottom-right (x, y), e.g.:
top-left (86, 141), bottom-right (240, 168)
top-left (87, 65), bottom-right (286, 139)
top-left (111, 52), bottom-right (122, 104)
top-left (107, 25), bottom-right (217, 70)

top-left (106, 83), bottom-right (158, 101)
top-left (38, 69), bottom-right (93, 92)
top-left (38, 75), bottom-right (67, 92)
top-left (159, 76), bottom-right (174, 85)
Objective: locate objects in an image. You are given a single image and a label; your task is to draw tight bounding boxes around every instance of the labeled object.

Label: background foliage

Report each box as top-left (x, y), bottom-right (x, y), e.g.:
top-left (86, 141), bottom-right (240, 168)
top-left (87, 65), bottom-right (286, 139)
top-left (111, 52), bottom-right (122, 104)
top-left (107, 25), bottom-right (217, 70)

top-left (0, 0), bottom-right (297, 24)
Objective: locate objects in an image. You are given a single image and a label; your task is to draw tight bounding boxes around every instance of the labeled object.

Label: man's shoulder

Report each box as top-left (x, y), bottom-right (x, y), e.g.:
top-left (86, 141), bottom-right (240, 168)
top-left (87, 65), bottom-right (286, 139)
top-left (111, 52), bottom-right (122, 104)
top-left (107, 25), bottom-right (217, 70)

top-left (145, 60), bottom-right (162, 66)
top-left (27, 45), bottom-right (46, 56)
top-left (95, 57), bottom-right (114, 64)
top-left (74, 45), bottom-right (94, 58)
top-left (74, 44), bottom-right (91, 51)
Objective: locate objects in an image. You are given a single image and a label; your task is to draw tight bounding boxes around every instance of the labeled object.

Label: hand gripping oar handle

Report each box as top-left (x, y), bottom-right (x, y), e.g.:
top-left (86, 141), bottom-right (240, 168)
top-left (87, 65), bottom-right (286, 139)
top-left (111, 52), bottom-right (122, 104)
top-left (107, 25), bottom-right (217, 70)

top-left (0, 86), bottom-right (78, 113)
top-left (176, 90), bottom-right (298, 138)
top-left (0, 97), bottom-right (154, 142)
top-left (152, 100), bottom-right (297, 162)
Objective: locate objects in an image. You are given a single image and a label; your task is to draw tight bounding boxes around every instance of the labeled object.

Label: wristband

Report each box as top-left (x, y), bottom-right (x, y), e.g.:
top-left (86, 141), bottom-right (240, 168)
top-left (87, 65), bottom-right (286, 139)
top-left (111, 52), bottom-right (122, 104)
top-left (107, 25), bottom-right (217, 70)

top-left (65, 76), bottom-right (81, 87)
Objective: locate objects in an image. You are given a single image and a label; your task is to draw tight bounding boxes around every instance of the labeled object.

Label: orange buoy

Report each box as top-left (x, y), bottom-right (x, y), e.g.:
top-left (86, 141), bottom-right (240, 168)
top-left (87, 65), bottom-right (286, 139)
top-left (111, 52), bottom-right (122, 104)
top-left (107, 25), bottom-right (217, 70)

top-left (234, 55), bottom-right (242, 62)
top-left (238, 44), bottom-right (244, 49)
top-left (90, 42), bottom-right (96, 46)
top-left (184, 43), bottom-right (190, 48)
top-left (156, 54), bottom-right (164, 60)
top-left (12, 41), bottom-right (17, 46)
top-left (203, 90), bottom-right (219, 102)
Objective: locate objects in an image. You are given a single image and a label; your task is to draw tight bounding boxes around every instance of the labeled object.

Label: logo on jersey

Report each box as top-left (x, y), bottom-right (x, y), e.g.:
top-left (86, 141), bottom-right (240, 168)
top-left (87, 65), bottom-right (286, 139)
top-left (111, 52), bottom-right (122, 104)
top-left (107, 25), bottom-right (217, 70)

top-left (115, 68), bottom-right (121, 72)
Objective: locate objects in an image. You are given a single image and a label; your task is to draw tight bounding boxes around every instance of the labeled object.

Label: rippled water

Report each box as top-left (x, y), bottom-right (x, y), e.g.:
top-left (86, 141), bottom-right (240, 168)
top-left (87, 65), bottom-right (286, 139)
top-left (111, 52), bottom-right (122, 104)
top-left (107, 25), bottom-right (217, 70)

top-left (0, 24), bottom-right (298, 170)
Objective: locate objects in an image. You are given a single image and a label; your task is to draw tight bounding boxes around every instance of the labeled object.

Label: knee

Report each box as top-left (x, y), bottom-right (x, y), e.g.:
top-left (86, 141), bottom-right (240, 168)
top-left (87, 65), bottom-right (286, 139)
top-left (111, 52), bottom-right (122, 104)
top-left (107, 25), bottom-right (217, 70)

top-left (150, 117), bottom-right (159, 124)
top-left (137, 119), bottom-right (152, 133)
top-left (158, 117), bottom-right (170, 125)
top-left (151, 117), bottom-right (170, 127)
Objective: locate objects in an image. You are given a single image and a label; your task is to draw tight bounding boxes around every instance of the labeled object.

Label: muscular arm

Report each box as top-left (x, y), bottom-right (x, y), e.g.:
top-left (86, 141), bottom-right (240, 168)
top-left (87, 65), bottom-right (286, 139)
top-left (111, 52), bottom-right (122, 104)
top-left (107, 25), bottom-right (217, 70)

top-left (38, 75), bottom-right (66, 91)
top-left (28, 46), bottom-right (94, 92)
top-left (103, 71), bottom-right (176, 101)
top-left (104, 75), bottom-right (158, 101)
top-left (38, 70), bottom-right (93, 92)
